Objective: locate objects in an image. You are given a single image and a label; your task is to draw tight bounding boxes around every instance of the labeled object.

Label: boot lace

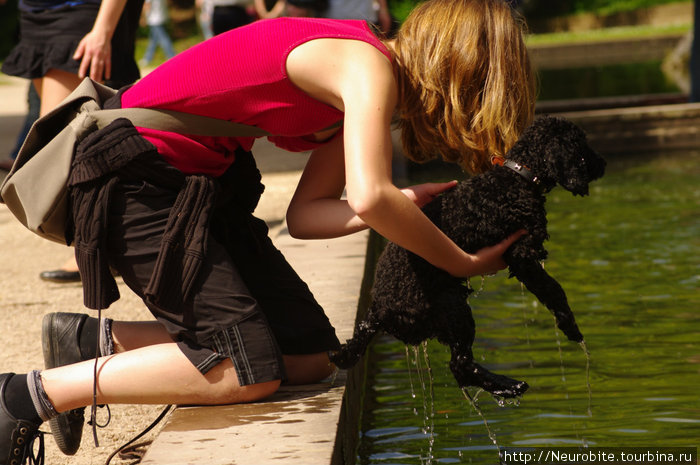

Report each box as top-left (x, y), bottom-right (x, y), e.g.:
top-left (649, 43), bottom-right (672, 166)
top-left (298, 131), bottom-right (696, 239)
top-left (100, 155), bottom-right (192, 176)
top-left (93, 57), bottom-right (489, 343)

top-left (11, 428), bottom-right (44, 465)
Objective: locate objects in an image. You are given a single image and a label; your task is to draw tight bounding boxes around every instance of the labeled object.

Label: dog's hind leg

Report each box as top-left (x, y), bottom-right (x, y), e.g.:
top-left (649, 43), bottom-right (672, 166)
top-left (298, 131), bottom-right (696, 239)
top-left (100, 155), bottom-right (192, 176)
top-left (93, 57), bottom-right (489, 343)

top-left (329, 312), bottom-right (380, 369)
top-left (449, 345), bottom-right (529, 398)
top-left (443, 303), bottom-right (529, 398)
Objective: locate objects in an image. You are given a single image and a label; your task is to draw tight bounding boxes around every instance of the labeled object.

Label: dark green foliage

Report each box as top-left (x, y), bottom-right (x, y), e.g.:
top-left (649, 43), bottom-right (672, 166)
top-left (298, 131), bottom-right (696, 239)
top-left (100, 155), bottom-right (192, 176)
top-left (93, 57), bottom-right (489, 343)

top-left (523, 0), bottom-right (689, 19)
top-left (537, 61), bottom-right (680, 101)
top-left (387, 0), bottom-right (691, 22)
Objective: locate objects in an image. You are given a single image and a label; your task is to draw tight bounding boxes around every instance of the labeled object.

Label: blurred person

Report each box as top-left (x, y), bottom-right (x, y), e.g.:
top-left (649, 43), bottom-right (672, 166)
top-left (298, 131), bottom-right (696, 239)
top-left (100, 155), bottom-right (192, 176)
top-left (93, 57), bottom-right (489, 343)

top-left (2, 0), bottom-right (143, 117)
top-left (254, 0), bottom-right (327, 18)
top-left (196, 0), bottom-right (214, 39)
top-left (211, 0), bottom-right (253, 35)
top-left (0, 84), bottom-right (40, 172)
top-left (1, 0), bottom-right (144, 283)
top-left (140, 0), bottom-right (176, 66)
top-left (0, 0), bottom-right (41, 173)
top-left (324, 0), bottom-right (392, 34)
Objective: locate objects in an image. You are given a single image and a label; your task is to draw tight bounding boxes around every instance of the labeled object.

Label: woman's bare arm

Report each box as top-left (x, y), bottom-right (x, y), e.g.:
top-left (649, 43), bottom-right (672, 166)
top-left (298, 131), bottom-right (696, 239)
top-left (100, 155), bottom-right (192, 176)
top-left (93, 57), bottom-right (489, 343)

top-left (287, 134), bottom-right (369, 238)
top-left (286, 38), bottom-right (523, 277)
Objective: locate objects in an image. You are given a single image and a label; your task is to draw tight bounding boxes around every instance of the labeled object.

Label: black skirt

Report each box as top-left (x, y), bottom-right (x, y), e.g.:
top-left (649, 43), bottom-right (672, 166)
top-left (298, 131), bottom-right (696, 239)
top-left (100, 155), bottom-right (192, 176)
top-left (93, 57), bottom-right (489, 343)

top-left (1, 1), bottom-right (141, 88)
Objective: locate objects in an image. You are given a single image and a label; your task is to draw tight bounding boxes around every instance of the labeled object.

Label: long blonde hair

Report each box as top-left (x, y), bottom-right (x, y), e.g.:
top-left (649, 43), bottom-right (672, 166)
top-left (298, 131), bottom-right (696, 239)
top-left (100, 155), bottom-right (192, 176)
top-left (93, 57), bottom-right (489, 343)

top-left (392, 0), bottom-right (536, 174)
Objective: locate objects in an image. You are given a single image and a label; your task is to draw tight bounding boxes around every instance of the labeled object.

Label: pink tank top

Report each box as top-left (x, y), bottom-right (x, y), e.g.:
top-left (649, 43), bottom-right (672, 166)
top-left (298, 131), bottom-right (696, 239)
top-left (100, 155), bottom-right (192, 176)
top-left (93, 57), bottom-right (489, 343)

top-left (121, 18), bottom-right (392, 176)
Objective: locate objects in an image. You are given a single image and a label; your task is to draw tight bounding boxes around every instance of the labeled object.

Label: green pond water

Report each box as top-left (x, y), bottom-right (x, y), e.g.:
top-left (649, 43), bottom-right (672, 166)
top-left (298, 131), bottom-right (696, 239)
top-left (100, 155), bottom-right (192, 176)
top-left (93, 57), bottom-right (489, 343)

top-left (356, 150), bottom-right (700, 464)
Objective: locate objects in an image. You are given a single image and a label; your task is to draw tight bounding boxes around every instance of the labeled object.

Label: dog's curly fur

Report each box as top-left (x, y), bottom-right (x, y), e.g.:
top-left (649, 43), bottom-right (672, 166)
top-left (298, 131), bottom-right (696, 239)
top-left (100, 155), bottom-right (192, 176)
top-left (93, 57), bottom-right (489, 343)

top-left (329, 116), bottom-right (606, 398)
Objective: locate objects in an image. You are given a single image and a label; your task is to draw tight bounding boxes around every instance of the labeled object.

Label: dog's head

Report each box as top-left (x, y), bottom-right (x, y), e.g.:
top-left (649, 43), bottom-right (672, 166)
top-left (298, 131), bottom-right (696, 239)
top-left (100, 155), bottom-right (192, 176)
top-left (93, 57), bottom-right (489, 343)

top-left (506, 116), bottom-right (606, 195)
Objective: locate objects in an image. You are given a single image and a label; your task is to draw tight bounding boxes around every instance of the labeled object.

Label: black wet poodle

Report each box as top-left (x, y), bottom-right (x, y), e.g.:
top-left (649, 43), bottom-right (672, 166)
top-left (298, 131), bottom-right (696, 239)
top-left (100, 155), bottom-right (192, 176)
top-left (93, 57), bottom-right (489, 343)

top-left (330, 115), bottom-right (606, 398)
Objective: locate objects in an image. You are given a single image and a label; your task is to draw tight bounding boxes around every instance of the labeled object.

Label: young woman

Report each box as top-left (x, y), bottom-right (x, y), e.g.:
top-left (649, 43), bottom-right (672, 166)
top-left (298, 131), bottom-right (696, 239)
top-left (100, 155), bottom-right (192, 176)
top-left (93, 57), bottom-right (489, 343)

top-left (0, 0), bottom-right (535, 463)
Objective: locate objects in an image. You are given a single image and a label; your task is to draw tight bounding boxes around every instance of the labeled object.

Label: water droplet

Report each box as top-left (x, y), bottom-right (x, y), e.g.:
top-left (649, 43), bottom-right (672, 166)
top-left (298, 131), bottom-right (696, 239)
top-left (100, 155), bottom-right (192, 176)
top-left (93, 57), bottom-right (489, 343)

top-left (580, 340), bottom-right (593, 416)
top-left (461, 388), bottom-right (501, 455)
top-left (405, 346), bottom-right (417, 399)
top-left (554, 318), bottom-right (567, 383)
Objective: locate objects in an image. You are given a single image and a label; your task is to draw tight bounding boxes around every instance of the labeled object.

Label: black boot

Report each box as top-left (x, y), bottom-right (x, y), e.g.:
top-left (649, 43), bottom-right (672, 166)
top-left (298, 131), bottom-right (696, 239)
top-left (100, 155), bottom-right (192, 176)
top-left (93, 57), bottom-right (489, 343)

top-left (41, 313), bottom-right (95, 455)
top-left (0, 374), bottom-right (44, 465)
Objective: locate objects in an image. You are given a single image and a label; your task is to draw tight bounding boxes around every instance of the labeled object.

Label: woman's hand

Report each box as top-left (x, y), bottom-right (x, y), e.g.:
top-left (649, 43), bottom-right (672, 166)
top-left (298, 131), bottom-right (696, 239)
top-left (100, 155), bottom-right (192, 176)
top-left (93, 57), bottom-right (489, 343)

top-left (458, 230), bottom-right (528, 277)
top-left (74, 29), bottom-right (113, 82)
top-left (73, 0), bottom-right (127, 82)
top-left (254, 0), bottom-right (286, 19)
top-left (401, 180), bottom-right (458, 208)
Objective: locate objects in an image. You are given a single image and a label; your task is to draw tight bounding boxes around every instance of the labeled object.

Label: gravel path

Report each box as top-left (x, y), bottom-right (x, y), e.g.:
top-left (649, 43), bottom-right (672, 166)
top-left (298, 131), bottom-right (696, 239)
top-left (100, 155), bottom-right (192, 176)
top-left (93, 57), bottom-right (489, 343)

top-left (0, 204), bottom-right (169, 465)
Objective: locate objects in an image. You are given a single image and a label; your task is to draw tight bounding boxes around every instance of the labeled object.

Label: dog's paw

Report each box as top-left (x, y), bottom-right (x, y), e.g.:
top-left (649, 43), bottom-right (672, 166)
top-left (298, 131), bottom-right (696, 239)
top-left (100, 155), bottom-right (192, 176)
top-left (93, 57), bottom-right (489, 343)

top-left (486, 378), bottom-right (529, 398)
top-left (557, 318), bottom-right (584, 343)
top-left (450, 360), bottom-right (529, 399)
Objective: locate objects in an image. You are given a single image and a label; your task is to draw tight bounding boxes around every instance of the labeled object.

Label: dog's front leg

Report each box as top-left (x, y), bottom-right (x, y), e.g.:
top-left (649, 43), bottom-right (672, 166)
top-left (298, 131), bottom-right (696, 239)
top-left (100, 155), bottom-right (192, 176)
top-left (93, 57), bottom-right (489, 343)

top-left (508, 260), bottom-right (584, 343)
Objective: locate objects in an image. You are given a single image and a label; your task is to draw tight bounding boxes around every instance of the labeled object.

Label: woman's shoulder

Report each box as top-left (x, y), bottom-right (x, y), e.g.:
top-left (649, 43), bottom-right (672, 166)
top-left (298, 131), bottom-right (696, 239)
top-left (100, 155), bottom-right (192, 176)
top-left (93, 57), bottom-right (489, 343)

top-left (250, 17), bottom-right (391, 58)
top-left (286, 35), bottom-right (396, 117)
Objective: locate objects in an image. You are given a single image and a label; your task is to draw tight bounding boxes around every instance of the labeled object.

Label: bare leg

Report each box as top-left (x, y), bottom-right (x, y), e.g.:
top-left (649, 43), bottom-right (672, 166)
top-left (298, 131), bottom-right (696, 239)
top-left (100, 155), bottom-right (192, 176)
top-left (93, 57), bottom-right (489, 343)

top-left (109, 320), bottom-right (334, 384)
top-left (283, 353), bottom-right (335, 385)
top-left (34, 69), bottom-right (83, 117)
top-left (56, 257), bottom-right (80, 273)
top-left (41, 343), bottom-right (281, 412)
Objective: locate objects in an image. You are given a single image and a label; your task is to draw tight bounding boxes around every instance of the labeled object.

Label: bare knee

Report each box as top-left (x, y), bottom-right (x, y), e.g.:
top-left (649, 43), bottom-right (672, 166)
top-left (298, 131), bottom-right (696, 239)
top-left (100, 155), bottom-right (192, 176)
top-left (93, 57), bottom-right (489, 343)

top-left (212, 379), bottom-right (280, 404)
top-left (235, 379), bottom-right (281, 403)
top-left (284, 352), bottom-right (335, 385)
top-left (205, 360), bottom-right (281, 404)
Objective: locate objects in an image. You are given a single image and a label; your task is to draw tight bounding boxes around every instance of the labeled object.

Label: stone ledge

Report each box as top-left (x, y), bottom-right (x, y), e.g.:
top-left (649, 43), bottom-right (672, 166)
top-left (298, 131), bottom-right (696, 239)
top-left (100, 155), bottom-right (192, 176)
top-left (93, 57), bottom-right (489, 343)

top-left (528, 34), bottom-right (686, 69)
top-left (554, 102), bottom-right (700, 154)
top-left (140, 376), bottom-right (348, 465)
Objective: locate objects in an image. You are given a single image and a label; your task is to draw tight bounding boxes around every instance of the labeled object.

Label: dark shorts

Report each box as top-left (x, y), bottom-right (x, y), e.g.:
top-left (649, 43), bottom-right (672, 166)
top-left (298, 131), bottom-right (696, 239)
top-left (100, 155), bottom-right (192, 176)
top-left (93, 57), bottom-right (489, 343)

top-left (1, 1), bottom-right (141, 87)
top-left (105, 157), bottom-right (340, 386)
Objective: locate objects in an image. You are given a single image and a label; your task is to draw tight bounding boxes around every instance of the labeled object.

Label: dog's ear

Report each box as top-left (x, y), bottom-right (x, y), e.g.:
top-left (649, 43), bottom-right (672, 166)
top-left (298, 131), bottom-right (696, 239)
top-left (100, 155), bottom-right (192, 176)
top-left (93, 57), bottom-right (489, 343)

top-left (540, 117), bottom-right (606, 196)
